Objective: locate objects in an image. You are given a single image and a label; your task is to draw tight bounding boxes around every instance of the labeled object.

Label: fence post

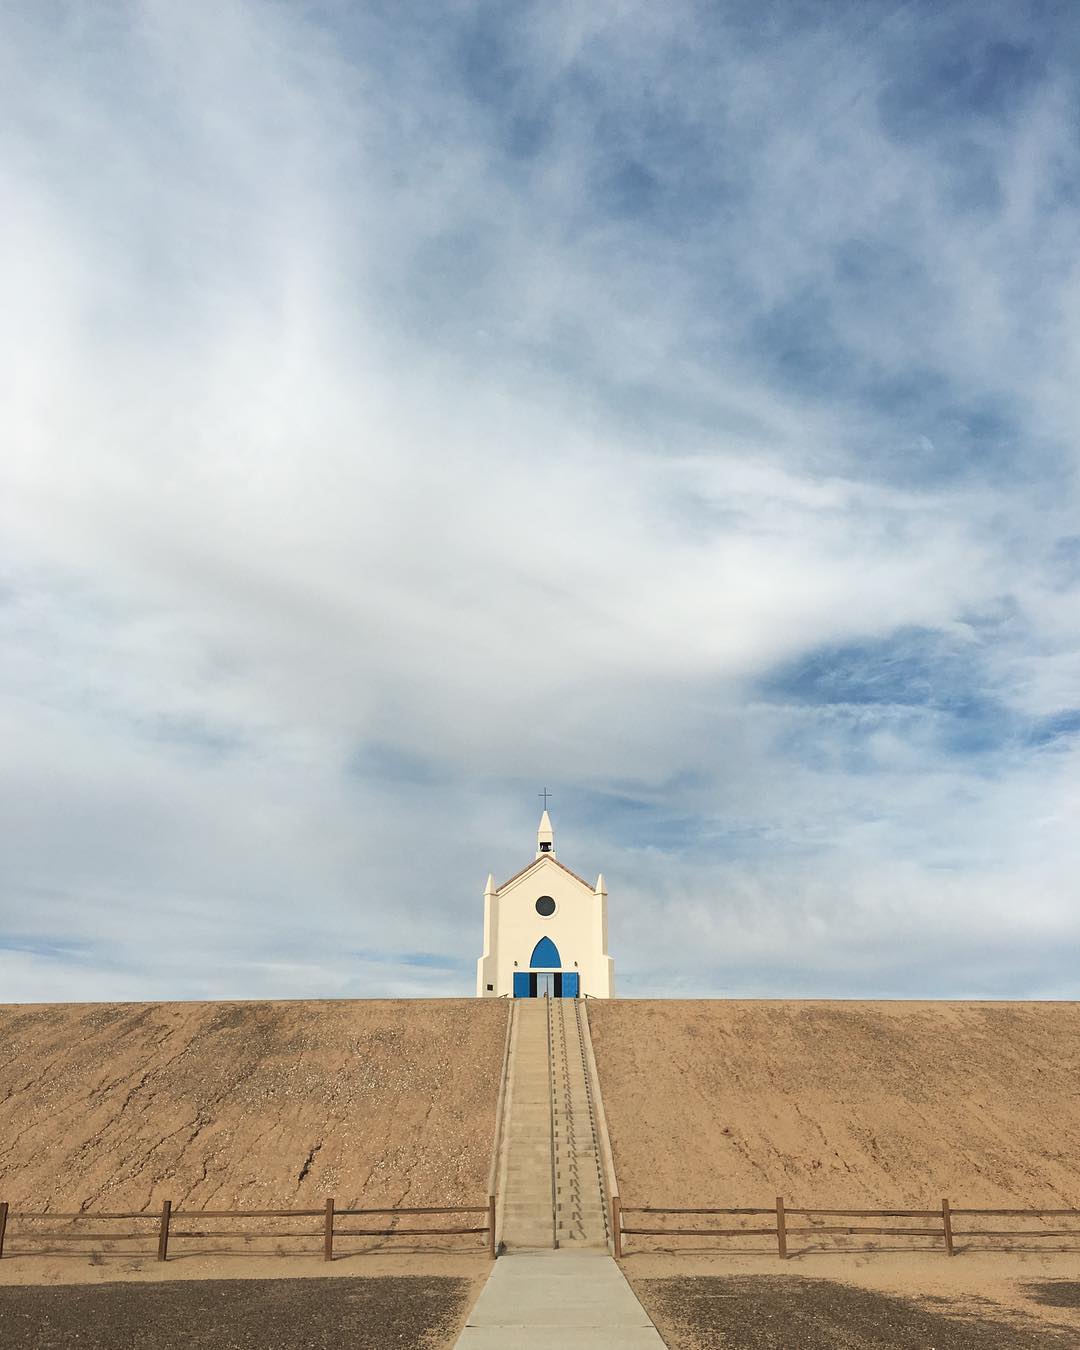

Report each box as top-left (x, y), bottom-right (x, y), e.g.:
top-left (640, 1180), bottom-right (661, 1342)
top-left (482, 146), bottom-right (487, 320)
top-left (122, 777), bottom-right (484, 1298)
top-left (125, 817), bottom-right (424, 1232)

top-left (775, 1196), bottom-right (787, 1260)
top-left (942, 1197), bottom-right (954, 1257)
top-left (487, 1195), bottom-right (497, 1259)
top-left (612, 1195), bottom-right (622, 1259)
top-left (323, 1197), bottom-right (335, 1262)
top-left (156, 1200), bottom-right (171, 1262)
top-left (0, 1201), bottom-right (8, 1259)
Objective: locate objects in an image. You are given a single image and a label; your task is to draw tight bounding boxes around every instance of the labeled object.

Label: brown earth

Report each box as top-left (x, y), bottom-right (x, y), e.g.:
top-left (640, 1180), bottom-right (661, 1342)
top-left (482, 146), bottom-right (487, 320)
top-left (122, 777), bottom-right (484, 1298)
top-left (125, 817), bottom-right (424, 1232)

top-left (588, 1000), bottom-right (1080, 1212)
top-left (0, 999), bottom-right (508, 1220)
top-left (622, 1251), bottom-right (1080, 1347)
top-left (0, 1275), bottom-right (479, 1350)
top-left (630, 1272), bottom-right (1080, 1349)
top-left (591, 1000), bottom-right (1080, 1346)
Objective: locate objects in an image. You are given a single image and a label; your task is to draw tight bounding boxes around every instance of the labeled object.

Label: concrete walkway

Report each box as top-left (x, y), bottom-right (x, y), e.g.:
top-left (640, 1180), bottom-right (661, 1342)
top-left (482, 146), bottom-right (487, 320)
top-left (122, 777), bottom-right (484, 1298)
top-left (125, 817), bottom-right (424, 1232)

top-left (453, 1251), bottom-right (667, 1348)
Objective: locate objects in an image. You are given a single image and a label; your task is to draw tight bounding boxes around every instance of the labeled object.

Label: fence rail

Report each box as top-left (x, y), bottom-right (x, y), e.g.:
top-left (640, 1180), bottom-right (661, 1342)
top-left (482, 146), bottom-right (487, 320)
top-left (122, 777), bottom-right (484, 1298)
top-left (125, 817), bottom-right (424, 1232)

top-left (611, 1196), bottom-right (1080, 1259)
top-left (0, 1196), bottom-right (496, 1262)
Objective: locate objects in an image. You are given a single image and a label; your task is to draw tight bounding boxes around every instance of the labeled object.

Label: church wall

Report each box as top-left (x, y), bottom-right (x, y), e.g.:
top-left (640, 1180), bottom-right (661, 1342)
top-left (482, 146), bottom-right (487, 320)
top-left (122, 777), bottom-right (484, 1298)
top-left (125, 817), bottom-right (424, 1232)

top-left (477, 857), bottom-right (613, 998)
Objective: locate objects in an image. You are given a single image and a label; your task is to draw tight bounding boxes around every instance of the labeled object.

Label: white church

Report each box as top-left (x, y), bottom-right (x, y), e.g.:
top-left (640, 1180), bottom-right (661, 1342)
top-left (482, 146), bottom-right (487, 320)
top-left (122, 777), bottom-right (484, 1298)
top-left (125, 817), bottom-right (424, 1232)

top-left (476, 808), bottom-right (615, 998)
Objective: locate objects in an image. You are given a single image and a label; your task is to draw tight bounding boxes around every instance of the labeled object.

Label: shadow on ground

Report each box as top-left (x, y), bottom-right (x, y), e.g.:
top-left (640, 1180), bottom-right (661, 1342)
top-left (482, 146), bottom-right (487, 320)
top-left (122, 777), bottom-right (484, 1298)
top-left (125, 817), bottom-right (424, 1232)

top-left (1024, 1281), bottom-right (1080, 1309)
top-left (0, 1276), bottom-right (473, 1350)
top-left (634, 1275), bottom-right (1077, 1350)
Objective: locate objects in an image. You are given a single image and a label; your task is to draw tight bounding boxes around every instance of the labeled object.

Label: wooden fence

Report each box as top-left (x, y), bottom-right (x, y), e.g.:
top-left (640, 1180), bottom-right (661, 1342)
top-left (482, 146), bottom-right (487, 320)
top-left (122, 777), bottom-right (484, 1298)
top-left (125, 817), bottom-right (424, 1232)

top-left (0, 1196), bottom-right (496, 1262)
top-left (612, 1197), bottom-right (1080, 1259)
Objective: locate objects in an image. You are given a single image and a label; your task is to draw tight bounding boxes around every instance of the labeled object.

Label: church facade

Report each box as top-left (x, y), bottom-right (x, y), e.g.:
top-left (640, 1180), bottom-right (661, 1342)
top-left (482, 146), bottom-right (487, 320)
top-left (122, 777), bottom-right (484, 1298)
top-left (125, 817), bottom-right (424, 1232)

top-left (476, 810), bottom-right (615, 998)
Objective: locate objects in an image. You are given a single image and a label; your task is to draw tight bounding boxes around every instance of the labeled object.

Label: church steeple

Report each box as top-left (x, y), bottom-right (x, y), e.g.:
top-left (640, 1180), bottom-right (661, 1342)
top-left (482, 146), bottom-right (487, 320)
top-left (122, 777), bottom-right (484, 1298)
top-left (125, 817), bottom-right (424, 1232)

top-left (536, 809), bottom-right (555, 857)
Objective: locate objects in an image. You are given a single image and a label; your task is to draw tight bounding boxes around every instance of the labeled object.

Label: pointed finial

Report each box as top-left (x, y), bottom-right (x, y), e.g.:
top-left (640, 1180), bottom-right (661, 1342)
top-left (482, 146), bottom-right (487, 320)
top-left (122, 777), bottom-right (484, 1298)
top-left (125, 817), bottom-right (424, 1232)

top-left (595, 873), bottom-right (606, 895)
top-left (485, 873), bottom-right (496, 896)
top-left (536, 808), bottom-right (555, 858)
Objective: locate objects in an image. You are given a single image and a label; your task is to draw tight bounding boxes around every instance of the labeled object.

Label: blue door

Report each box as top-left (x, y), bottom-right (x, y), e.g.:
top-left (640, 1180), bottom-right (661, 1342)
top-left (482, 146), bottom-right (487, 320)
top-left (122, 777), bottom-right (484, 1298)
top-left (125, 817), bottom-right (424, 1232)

top-left (513, 967), bottom-right (579, 997)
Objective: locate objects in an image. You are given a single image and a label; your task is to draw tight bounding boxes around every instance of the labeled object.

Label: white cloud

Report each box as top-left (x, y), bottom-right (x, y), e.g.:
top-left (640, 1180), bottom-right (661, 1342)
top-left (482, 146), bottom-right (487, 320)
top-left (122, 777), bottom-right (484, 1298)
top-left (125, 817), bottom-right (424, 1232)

top-left (1, 1), bottom-right (1078, 1000)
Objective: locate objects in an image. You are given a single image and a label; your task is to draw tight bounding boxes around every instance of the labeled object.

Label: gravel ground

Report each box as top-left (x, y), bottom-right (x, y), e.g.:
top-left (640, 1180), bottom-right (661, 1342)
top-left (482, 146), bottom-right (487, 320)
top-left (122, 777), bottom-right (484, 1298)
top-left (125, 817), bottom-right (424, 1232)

top-left (1026, 1281), bottom-right (1080, 1309)
top-left (633, 1276), bottom-right (1080, 1349)
top-left (0, 1276), bottom-right (474, 1350)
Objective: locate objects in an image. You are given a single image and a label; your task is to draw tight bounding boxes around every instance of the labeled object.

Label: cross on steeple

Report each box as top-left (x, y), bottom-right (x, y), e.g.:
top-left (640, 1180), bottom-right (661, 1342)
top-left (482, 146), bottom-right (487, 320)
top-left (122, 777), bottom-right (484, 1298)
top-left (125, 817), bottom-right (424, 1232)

top-left (538, 787), bottom-right (552, 809)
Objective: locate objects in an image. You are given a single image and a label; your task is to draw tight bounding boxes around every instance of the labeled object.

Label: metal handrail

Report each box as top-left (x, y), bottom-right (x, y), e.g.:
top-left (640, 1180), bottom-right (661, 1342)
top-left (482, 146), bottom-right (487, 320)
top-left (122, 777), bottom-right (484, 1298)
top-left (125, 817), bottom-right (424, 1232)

top-left (546, 992), bottom-right (558, 1249)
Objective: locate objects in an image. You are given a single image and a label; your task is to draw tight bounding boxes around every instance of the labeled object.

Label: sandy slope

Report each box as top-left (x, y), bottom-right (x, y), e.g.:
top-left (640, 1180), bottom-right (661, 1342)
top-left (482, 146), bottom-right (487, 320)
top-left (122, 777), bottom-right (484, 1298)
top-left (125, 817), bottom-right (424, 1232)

top-left (0, 999), bottom-right (508, 1214)
top-left (588, 1000), bottom-right (1080, 1209)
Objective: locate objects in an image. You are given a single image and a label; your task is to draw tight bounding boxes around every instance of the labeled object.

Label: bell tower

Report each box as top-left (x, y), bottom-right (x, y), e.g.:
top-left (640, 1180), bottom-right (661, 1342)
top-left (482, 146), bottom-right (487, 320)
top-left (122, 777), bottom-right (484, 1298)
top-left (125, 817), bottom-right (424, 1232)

top-left (536, 809), bottom-right (555, 856)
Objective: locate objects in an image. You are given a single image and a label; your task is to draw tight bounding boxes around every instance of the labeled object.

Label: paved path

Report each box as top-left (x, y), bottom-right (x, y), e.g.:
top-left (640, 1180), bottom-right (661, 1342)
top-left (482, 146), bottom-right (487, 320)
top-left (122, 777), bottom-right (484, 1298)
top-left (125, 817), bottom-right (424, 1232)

top-left (476, 1001), bottom-right (657, 1343)
top-left (453, 1251), bottom-right (667, 1348)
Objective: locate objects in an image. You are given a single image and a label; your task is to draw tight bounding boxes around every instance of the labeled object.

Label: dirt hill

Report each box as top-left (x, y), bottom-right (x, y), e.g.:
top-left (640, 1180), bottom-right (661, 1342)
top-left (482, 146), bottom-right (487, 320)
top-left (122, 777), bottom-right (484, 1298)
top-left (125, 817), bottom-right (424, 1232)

top-left (0, 999), bottom-right (508, 1213)
top-left (7, 996), bottom-right (1078, 1224)
top-left (587, 1000), bottom-right (1080, 1209)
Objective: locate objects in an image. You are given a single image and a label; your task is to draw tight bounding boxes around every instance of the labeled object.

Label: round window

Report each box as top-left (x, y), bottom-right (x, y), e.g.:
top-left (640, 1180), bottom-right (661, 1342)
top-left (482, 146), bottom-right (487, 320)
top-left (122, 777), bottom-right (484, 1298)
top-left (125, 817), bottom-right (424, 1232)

top-left (535, 895), bottom-right (556, 917)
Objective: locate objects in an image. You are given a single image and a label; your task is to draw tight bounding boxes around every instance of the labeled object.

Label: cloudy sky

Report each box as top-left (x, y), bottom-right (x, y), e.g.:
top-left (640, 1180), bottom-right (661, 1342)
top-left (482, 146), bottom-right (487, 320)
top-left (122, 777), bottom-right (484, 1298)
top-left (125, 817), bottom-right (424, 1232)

top-left (2, 1), bottom-right (1079, 1002)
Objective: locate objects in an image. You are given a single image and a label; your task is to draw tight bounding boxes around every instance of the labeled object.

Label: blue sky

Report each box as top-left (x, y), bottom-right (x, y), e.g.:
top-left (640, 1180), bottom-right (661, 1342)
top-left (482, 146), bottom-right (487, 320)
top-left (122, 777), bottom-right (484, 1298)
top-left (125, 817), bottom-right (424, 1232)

top-left (2, 0), bottom-right (1079, 1000)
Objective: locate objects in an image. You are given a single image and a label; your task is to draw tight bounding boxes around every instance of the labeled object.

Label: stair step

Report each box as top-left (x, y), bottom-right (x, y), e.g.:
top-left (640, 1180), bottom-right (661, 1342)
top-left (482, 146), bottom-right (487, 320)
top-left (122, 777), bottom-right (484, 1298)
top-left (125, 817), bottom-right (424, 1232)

top-left (497, 1000), bottom-right (610, 1250)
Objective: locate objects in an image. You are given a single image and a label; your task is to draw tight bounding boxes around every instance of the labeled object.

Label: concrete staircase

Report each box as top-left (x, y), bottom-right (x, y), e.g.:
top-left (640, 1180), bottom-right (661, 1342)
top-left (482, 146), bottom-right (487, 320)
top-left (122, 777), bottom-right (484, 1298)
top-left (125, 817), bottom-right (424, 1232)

top-left (499, 1000), bottom-right (555, 1249)
top-left (457, 1003), bottom-right (664, 1347)
top-left (551, 997), bottom-right (610, 1249)
top-left (497, 998), bottom-right (609, 1251)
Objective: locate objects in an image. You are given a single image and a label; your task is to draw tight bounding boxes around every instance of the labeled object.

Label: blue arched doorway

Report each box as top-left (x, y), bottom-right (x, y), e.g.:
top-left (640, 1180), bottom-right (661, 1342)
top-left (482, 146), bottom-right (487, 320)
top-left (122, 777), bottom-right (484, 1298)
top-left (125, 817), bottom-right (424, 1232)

top-left (513, 936), bottom-right (580, 998)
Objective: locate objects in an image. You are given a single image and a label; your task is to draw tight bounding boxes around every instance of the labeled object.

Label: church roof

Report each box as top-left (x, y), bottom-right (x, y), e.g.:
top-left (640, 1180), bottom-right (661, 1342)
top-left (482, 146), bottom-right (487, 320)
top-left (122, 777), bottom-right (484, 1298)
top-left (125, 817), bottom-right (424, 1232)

top-left (496, 855), bottom-right (595, 893)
